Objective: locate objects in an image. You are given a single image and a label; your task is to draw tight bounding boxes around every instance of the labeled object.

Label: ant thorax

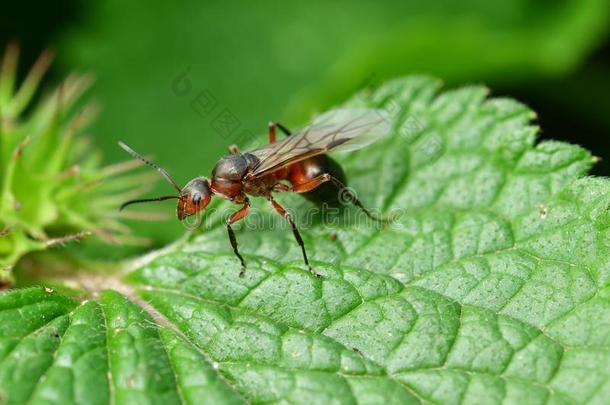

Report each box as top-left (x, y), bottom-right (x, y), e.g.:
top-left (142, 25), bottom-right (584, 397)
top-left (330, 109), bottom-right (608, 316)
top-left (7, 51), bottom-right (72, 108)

top-left (212, 154), bottom-right (253, 181)
top-left (210, 153), bottom-right (260, 199)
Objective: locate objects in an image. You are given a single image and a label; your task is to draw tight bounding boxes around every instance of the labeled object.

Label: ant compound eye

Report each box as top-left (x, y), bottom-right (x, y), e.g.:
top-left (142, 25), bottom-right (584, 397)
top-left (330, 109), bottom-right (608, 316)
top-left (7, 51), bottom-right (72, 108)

top-left (192, 193), bottom-right (202, 204)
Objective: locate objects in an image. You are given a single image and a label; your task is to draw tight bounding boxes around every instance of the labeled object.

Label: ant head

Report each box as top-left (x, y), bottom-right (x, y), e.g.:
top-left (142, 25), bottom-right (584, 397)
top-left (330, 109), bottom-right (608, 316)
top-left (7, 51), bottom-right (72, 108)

top-left (177, 177), bottom-right (212, 220)
top-left (118, 142), bottom-right (213, 223)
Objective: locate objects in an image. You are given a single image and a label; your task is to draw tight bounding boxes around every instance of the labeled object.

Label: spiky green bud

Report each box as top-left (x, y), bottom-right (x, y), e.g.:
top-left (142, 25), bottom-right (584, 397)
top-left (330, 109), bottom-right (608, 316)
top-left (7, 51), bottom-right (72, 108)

top-left (0, 44), bottom-right (154, 284)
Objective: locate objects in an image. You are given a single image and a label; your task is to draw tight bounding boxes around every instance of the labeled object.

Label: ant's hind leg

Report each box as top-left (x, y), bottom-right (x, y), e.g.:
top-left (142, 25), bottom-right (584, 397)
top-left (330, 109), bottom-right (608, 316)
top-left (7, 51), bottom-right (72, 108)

top-left (226, 200), bottom-right (250, 277)
top-left (268, 196), bottom-right (320, 277)
top-left (327, 176), bottom-right (388, 223)
top-left (289, 174), bottom-right (331, 193)
top-left (291, 174), bottom-right (387, 223)
top-left (268, 122), bottom-right (293, 144)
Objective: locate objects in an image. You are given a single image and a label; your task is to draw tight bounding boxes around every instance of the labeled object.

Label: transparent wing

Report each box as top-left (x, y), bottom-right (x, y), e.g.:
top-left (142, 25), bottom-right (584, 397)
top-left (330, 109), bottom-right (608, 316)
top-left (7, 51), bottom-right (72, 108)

top-left (249, 108), bottom-right (391, 177)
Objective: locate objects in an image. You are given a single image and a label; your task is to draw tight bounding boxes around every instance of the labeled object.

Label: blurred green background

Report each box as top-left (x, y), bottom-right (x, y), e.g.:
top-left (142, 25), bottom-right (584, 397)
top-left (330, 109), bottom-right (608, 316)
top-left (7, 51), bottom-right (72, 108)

top-left (2, 0), bottom-right (609, 253)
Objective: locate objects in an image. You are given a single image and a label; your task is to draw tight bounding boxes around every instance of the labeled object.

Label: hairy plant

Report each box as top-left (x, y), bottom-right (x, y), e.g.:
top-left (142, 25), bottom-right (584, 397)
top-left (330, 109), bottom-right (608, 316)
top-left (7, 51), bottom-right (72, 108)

top-left (0, 44), bottom-right (153, 284)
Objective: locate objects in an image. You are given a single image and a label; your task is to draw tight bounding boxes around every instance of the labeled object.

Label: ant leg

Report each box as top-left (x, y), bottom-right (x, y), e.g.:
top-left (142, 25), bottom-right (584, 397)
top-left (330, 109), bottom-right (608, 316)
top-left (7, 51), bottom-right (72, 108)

top-left (272, 182), bottom-right (290, 192)
top-left (268, 196), bottom-right (320, 277)
top-left (327, 176), bottom-right (388, 223)
top-left (290, 174), bottom-right (387, 223)
top-left (268, 122), bottom-right (293, 144)
top-left (277, 123), bottom-right (292, 136)
top-left (228, 144), bottom-right (241, 154)
top-left (226, 200), bottom-right (250, 277)
top-left (289, 174), bottom-right (331, 193)
top-left (268, 123), bottom-right (276, 144)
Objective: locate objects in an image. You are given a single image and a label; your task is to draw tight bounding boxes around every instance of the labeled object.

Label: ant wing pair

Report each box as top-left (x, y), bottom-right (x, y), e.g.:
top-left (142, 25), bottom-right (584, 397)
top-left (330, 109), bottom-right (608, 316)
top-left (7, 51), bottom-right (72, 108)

top-left (248, 108), bottom-right (391, 177)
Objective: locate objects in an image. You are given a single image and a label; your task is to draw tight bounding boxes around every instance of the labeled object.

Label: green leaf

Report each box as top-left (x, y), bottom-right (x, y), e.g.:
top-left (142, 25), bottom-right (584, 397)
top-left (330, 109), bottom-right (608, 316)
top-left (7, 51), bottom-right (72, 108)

top-left (2, 77), bottom-right (610, 403)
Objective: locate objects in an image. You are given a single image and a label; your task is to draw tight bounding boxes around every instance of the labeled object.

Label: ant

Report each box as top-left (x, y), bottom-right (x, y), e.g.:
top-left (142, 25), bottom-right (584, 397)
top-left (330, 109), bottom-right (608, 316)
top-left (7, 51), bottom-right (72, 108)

top-left (120, 108), bottom-right (390, 277)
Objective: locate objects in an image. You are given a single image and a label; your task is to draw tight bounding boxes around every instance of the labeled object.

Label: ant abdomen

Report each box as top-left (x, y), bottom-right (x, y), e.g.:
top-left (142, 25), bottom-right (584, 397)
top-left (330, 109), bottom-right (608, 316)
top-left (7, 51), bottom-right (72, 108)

top-left (299, 155), bottom-right (347, 207)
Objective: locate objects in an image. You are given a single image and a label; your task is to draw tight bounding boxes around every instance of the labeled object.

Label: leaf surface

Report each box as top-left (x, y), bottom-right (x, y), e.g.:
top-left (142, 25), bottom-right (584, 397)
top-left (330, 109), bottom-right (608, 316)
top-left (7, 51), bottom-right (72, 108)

top-left (2, 77), bottom-right (609, 404)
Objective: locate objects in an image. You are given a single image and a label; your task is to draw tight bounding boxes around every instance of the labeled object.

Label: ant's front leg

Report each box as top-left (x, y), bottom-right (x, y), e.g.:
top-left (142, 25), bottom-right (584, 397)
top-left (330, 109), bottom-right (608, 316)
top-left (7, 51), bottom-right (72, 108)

top-left (268, 196), bottom-right (320, 277)
top-left (268, 122), bottom-right (292, 144)
top-left (226, 199), bottom-right (250, 277)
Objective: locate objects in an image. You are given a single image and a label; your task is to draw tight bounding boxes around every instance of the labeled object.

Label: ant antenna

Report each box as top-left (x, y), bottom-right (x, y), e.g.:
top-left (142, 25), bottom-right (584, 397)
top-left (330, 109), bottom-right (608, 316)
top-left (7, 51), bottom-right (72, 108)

top-left (118, 141), bottom-right (182, 192)
top-left (119, 195), bottom-right (180, 211)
